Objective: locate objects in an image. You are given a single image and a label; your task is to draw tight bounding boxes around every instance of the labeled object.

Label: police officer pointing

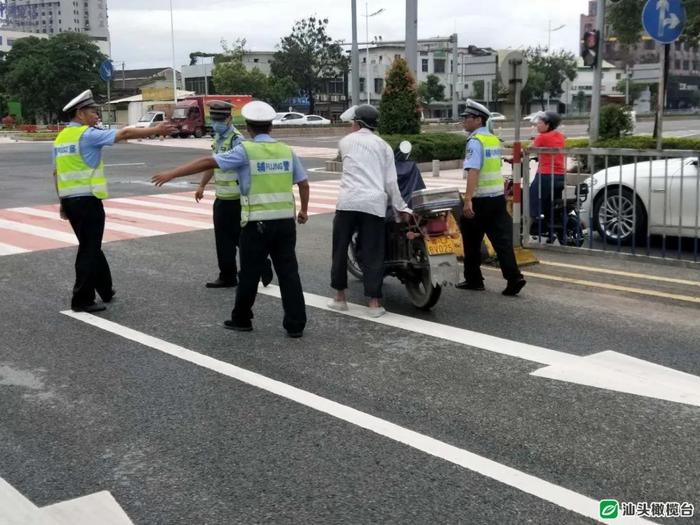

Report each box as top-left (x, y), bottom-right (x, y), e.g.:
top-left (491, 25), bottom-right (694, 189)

top-left (152, 101), bottom-right (309, 337)
top-left (457, 99), bottom-right (526, 296)
top-left (54, 89), bottom-right (175, 312)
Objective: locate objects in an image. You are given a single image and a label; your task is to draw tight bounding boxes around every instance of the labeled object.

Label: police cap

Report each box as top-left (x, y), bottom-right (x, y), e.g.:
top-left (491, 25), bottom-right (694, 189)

top-left (460, 99), bottom-right (491, 120)
top-left (62, 89), bottom-right (99, 113)
top-left (207, 100), bottom-right (233, 121)
top-left (241, 101), bottom-right (277, 123)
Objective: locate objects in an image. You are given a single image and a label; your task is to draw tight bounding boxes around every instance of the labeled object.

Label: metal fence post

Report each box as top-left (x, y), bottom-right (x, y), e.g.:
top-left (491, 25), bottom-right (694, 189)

top-left (512, 142), bottom-right (523, 247)
top-left (522, 150), bottom-right (530, 243)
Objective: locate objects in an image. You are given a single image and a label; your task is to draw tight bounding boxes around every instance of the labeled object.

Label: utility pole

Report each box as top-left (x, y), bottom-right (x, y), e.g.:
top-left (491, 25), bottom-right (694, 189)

top-left (351, 0), bottom-right (360, 106)
top-left (405, 0), bottom-right (417, 80)
top-left (589, 0), bottom-right (605, 143)
top-left (625, 65), bottom-right (630, 105)
top-left (169, 0), bottom-right (177, 105)
top-left (451, 33), bottom-right (458, 119)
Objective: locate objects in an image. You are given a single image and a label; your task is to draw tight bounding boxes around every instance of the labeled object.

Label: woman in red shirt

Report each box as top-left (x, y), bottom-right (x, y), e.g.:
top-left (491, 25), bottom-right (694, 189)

top-left (530, 111), bottom-right (566, 238)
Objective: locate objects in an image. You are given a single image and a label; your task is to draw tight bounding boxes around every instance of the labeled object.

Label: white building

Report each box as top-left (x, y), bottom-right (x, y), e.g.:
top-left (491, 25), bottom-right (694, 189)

top-left (2, 0), bottom-right (110, 55)
top-left (562, 57), bottom-right (625, 114)
top-left (181, 51), bottom-right (276, 95)
top-left (0, 28), bottom-right (48, 53)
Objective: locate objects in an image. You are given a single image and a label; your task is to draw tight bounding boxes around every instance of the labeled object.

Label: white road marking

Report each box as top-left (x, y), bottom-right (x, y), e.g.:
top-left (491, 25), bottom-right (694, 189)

top-left (102, 207), bottom-right (212, 229)
top-left (0, 242), bottom-right (29, 255)
top-left (11, 207), bottom-right (167, 237)
top-left (0, 218), bottom-right (78, 245)
top-left (539, 260), bottom-right (700, 287)
top-left (60, 310), bottom-right (653, 525)
top-left (110, 197), bottom-right (213, 216)
top-left (259, 286), bottom-right (700, 407)
top-left (104, 162), bottom-right (146, 167)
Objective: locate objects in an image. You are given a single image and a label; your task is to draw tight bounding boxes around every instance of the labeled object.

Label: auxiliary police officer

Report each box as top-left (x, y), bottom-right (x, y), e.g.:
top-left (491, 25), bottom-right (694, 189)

top-left (54, 89), bottom-right (175, 312)
top-left (192, 101), bottom-right (273, 288)
top-left (152, 101), bottom-right (309, 337)
top-left (457, 99), bottom-right (526, 296)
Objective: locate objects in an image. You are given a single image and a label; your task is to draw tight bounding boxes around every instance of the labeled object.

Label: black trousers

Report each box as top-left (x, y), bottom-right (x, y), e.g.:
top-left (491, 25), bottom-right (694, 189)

top-left (232, 219), bottom-right (306, 333)
top-left (460, 195), bottom-right (523, 284)
top-left (61, 196), bottom-right (113, 308)
top-left (529, 173), bottom-right (565, 236)
top-left (213, 198), bottom-right (241, 283)
top-left (331, 210), bottom-right (385, 298)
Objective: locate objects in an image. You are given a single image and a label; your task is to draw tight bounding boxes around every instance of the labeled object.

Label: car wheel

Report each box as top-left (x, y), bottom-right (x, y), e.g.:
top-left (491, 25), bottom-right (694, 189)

top-left (593, 187), bottom-right (646, 245)
top-left (194, 128), bottom-right (203, 138)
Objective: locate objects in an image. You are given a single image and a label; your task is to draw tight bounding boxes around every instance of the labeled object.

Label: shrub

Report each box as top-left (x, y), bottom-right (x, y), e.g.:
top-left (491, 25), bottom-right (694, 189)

top-left (378, 57), bottom-right (421, 135)
top-left (598, 104), bottom-right (633, 139)
top-left (381, 132), bottom-right (467, 163)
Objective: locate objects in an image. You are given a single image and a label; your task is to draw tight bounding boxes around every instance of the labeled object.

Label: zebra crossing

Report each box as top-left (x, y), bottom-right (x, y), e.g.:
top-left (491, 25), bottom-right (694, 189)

top-left (0, 178), bottom-right (463, 257)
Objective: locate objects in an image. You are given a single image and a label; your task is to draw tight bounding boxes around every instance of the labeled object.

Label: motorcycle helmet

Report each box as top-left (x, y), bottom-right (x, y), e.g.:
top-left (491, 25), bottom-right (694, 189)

top-left (538, 111), bottom-right (562, 130)
top-left (353, 104), bottom-right (379, 130)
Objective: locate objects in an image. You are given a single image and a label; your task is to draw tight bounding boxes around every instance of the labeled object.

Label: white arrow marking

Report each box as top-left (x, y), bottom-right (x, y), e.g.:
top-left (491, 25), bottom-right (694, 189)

top-left (663, 13), bottom-right (680, 29)
top-left (60, 310), bottom-right (656, 524)
top-left (657, 0), bottom-right (669, 36)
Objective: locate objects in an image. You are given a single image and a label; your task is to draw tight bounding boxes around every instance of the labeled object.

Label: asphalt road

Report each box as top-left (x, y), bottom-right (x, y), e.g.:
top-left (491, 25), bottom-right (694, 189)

top-left (0, 140), bottom-right (698, 524)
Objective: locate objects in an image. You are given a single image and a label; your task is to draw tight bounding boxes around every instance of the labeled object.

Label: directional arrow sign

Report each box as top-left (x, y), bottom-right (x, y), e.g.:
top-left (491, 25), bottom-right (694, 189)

top-left (642, 0), bottom-right (685, 44)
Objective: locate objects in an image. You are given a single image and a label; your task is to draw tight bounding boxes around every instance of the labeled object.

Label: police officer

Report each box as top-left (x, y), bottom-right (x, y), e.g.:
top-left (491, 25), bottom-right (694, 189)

top-left (192, 101), bottom-right (273, 288)
top-left (457, 99), bottom-right (526, 296)
top-left (54, 89), bottom-right (175, 312)
top-left (152, 101), bottom-right (309, 337)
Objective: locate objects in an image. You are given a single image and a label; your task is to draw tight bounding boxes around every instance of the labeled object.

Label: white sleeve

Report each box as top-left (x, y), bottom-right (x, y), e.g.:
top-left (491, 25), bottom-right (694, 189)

top-left (384, 144), bottom-right (410, 212)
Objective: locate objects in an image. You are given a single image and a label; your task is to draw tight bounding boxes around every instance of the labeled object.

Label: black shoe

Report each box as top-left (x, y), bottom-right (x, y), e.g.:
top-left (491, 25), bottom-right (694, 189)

top-left (261, 259), bottom-right (274, 287)
top-left (286, 330), bottom-right (303, 338)
top-left (502, 278), bottom-right (527, 296)
top-left (223, 319), bottom-right (252, 332)
top-left (72, 303), bottom-right (107, 313)
top-left (455, 281), bottom-right (485, 291)
top-left (102, 289), bottom-right (116, 303)
top-left (206, 278), bottom-right (238, 288)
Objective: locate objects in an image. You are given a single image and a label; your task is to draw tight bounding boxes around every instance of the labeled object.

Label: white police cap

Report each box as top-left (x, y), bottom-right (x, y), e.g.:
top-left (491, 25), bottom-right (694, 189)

top-left (241, 101), bottom-right (277, 123)
top-left (62, 89), bottom-right (98, 113)
top-left (339, 105), bottom-right (357, 122)
top-left (460, 99), bottom-right (491, 120)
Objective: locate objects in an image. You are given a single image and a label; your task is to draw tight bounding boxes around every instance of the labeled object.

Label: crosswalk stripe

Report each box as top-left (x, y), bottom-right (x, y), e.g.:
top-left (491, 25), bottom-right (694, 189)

top-left (112, 197), bottom-right (213, 216)
top-left (150, 193), bottom-right (214, 204)
top-left (0, 218), bottom-right (79, 244)
top-left (103, 205), bottom-right (213, 229)
top-left (11, 207), bottom-right (168, 237)
top-left (0, 242), bottom-right (28, 255)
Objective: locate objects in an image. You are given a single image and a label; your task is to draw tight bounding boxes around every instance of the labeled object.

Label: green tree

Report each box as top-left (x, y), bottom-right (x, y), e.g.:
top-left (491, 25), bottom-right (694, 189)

top-left (473, 80), bottom-right (485, 100)
top-left (213, 59), bottom-right (298, 109)
top-left (608, 0), bottom-right (700, 45)
top-left (378, 57), bottom-right (421, 135)
top-left (599, 104), bottom-right (633, 139)
top-left (418, 74), bottom-right (445, 105)
top-left (0, 32), bottom-right (105, 122)
top-left (270, 17), bottom-right (347, 114)
top-left (614, 78), bottom-right (646, 102)
top-left (520, 46), bottom-right (577, 110)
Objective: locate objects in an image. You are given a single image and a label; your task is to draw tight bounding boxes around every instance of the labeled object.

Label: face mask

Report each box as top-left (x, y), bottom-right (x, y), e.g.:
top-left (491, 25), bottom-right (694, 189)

top-left (212, 121), bottom-right (229, 135)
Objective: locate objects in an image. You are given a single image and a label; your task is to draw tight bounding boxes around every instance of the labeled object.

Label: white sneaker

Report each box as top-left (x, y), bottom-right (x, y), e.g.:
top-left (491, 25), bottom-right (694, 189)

top-left (327, 299), bottom-right (349, 311)
top-left (367, 306), bottom-right (386, 318)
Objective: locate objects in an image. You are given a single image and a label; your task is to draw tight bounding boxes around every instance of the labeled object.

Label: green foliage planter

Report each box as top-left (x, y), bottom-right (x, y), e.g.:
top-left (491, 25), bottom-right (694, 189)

top-left (16, 132), bottom-right (58, 141)
top-left (381, 132), bottom-right (467, 163)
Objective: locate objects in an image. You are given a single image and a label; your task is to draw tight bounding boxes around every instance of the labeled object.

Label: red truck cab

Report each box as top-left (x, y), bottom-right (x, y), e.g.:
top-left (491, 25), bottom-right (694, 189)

top-left (170, 95), bottom-right (253, 138)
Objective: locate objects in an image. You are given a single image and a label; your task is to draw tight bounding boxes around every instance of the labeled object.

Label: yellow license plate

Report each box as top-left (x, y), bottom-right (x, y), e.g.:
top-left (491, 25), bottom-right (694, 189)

top-left (425, 236), bottom-right (455, 255)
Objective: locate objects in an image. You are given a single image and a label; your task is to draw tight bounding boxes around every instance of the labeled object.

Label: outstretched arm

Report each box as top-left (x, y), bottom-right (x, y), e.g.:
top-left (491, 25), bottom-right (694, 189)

top-left (152, 157), bottom-right (219, 186)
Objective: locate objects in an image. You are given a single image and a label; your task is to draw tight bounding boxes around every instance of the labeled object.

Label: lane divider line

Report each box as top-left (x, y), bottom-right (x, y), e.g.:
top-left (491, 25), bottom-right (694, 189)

top-left (539, 260), bottom-right (700, 287)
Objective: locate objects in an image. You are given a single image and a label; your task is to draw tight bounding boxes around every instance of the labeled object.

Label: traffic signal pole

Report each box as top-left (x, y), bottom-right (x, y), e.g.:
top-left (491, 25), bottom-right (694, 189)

top-left (589, 0), bottom-right (605, 143)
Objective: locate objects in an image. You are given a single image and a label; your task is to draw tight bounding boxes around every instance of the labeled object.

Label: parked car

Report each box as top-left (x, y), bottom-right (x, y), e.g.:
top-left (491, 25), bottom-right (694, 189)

top-left (584, 157), bottom-right (699, 244)
top-left (489, 112), bottom-right (506, 121)
top-left (303, 114), bottom-right (331, 125)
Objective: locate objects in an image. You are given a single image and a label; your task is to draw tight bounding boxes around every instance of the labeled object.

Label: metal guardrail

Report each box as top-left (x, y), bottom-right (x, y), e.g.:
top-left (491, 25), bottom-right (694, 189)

top-left (521, 147), bottom-right (700, 263)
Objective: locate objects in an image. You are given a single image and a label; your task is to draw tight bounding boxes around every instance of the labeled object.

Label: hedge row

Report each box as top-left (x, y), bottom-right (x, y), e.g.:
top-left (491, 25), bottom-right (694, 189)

top-left (381, 132), bottom-right (467, 163)
top-left (563, 136), bottom-right (700, 150)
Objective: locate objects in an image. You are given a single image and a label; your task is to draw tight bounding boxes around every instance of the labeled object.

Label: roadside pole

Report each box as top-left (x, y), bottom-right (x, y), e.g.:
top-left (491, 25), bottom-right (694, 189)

top-left (656, 45), bottom-right (667, 150)
top-left (351, 0), bottom-right (360, 106)
top-left (589, 0), bottom-right (605, 143)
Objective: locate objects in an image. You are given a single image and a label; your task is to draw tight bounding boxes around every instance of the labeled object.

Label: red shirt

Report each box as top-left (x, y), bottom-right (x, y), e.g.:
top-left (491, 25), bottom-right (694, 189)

top-left (533, 130), bottom-right (566, 175)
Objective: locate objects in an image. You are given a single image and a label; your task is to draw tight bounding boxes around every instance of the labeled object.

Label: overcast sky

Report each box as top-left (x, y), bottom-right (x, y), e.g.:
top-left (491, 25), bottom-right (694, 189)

top-left (109, 0), bottom-right (592, 70)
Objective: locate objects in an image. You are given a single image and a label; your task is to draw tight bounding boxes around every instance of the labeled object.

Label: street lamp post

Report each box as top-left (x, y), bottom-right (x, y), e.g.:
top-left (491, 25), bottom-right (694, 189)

top-left (169, 0), bottom-right (177, 105)
top-left (365, 4), bottom-right (385, 105)
top-left (547, 20), bottom-right (566, 51)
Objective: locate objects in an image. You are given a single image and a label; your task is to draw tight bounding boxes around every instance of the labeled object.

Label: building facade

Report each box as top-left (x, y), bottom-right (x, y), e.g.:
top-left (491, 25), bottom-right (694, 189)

top-left (1, 0), bottom-right (110, 55)
top-left (0, 28), bottom-right (47, 52)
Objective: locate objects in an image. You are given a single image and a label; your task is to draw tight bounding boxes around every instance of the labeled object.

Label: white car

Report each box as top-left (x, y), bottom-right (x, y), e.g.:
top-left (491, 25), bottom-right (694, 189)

top-left (129, 111), bottom-right (167, 128)
top-left (523, 112), bottom-right (543, 122)
top-left (272, 112), bottom-right (330, 126)
top-left (489, 112), bottom-right (506, 121)
top-left (584, 157), bottom-right (699, 244)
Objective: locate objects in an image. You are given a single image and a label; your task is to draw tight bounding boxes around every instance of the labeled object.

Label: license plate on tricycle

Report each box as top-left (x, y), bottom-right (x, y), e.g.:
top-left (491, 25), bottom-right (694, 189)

top-left (425, 236), bottom-right (456, 255)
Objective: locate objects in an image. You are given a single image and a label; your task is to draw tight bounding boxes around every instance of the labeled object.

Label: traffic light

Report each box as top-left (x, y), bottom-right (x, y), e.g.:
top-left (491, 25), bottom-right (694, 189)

top-left (582, 30), bottom-right (600, 68)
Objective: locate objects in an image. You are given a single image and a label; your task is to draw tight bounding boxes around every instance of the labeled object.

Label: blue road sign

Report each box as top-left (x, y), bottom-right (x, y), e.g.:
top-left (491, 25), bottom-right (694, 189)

top-left (99, 60), bottom-right (114, 82)
top-left (642, 0), bottom-right (686, 44)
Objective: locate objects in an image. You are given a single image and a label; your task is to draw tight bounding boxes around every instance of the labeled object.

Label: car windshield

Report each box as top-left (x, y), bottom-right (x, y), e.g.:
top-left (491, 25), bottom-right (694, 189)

top-left (138, 113), bottom-right (156, 122)
top-left (172, 108), bottom-right (188, 119)
top-left (274, 113), bottom-right (286, 120)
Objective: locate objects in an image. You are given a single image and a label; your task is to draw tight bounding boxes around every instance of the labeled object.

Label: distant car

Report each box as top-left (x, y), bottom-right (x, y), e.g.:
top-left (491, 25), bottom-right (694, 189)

top-left (272, 112), bottom-right (306, 125)
top-left (272, 112), bottom-right (330, 126)
top-left (489, 112), bottom-right (506, 121)
top-left (129, 111), bottom-right (167, 128)
top-left (523, 112), bottom-right (543, 122)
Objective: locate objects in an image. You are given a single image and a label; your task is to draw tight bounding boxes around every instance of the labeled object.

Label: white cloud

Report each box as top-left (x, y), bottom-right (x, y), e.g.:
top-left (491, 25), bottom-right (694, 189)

top-left (108, 0), bottom-right (591, 69)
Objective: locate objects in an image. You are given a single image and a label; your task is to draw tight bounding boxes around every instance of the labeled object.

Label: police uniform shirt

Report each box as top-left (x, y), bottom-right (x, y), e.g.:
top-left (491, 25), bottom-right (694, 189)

top-left (214, 126), bottom-right (242, 153)
top-left (53, 122), bottom-right (117, 197)
top-left (463, 126), bottom-right (492, 171)
top-left (213, 134), bottom-right (308, 195)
